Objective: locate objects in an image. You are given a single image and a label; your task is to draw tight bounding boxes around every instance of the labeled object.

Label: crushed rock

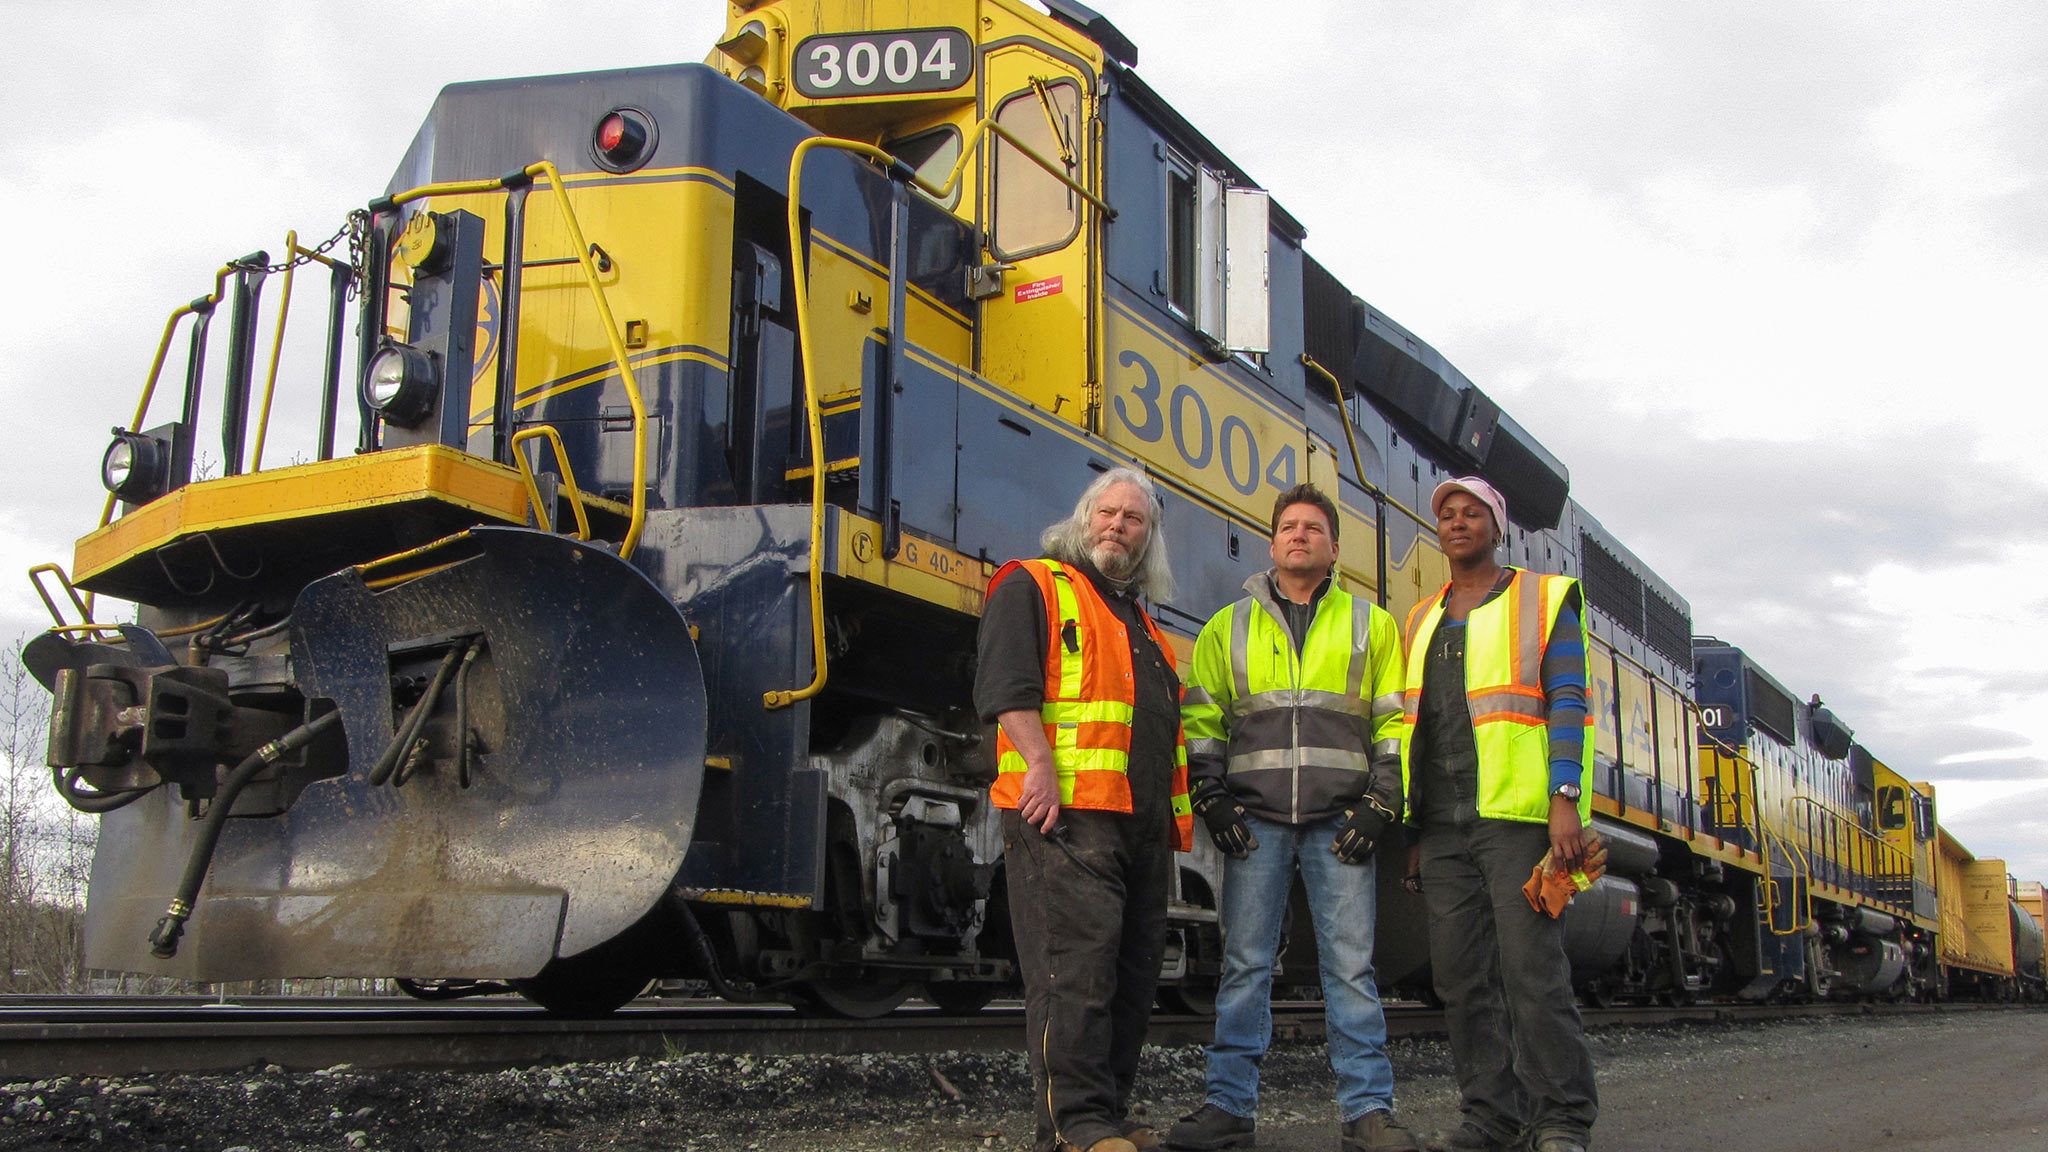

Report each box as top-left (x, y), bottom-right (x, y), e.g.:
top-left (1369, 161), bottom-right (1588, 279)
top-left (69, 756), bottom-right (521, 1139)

top-left (0, 1015), bottom-right (1960, 1151)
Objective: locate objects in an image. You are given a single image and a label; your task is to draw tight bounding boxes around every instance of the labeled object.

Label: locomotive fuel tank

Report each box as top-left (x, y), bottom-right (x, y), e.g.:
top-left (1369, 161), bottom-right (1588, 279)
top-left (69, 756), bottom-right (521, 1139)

top-left (1560, 820), bottom-right (1661, 979)
top-left (1827, 909), bottom-right (1907, 996)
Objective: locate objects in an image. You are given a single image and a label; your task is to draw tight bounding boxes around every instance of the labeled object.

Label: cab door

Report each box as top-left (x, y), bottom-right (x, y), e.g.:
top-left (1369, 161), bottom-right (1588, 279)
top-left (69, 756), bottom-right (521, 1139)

top-left (975, 40), bottom-right (1097, 426)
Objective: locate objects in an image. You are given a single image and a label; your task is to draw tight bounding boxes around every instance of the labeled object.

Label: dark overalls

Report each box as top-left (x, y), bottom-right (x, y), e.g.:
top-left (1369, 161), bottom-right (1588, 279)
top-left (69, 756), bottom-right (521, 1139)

top-left (1411, 612), bottom-right (1598, 1149)
top-left (977, 562), bottom-right (1180, 1152)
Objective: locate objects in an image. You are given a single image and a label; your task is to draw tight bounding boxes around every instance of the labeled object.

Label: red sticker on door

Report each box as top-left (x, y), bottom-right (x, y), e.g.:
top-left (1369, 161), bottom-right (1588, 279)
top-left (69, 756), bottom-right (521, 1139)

top-left (1014, 275), bottom-right (1064, 303)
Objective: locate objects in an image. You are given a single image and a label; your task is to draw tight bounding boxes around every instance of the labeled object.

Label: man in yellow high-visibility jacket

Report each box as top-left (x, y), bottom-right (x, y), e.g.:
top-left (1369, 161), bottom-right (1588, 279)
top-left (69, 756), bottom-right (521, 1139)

top-left (1167, 483), bottom-right (1418, 1152)
top-left (1399, 476), bottom-right (1597, 1152)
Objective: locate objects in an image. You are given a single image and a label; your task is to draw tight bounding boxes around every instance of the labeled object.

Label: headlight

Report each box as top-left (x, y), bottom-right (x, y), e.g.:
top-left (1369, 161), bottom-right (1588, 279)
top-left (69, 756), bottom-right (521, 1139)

top-left (102, 428), bottom-right (168, 505)
top-left (361, 342), bottom-right (438, 427)
top-left (103, 439), bottom-right (133, 488)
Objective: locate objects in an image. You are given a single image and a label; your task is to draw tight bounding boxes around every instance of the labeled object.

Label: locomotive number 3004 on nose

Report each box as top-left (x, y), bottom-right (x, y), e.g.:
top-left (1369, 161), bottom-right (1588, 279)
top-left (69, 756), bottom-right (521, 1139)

top-left (794, 29), bottom-right (974, 99)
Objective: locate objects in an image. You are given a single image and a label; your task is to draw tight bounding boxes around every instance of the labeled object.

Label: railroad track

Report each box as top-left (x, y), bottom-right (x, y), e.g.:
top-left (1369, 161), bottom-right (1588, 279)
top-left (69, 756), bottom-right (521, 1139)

top-left (0, 995), bottom-right (1988, 1081)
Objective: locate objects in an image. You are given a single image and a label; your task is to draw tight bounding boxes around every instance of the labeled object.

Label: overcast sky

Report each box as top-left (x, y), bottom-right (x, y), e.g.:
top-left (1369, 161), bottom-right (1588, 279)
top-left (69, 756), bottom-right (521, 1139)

top-left (2, 1), bottom-right (2044, 883)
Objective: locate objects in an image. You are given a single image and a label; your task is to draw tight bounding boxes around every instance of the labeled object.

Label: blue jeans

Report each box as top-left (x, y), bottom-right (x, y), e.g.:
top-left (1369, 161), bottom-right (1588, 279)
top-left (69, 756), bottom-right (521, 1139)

top-left (1206, 811), bottom-right (1395, 1121)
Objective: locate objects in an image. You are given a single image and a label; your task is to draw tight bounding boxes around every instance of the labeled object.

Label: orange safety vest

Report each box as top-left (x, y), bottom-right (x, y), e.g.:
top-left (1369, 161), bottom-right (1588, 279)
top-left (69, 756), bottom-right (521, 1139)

top-left (989, 558), bottom-right (1194, 851)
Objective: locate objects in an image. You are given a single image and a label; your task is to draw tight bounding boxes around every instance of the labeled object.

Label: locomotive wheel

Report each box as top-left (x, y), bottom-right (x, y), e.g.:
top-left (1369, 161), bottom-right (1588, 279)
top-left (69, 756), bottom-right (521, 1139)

top-left (511, 915), bottom-right (659, 1017)
top-left (513, 964), bottom-right (653, 1017)
top-left (396, 978), bottom-right (511, 1001)
top-left (922, 980), bottom-right (1001, 1015)
top-left (793, 970), bottom-right (916, 1018)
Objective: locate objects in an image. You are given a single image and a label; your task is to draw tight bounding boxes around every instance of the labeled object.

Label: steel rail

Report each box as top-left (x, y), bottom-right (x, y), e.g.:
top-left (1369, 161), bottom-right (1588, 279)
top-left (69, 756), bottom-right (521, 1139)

top-left (0, 996), bottom-right (2014, 1081)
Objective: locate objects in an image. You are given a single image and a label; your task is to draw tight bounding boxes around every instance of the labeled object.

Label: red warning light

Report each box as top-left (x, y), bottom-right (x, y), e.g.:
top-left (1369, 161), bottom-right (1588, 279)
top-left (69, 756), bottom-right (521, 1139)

top-left (592, 108), bottom-right (654, 172)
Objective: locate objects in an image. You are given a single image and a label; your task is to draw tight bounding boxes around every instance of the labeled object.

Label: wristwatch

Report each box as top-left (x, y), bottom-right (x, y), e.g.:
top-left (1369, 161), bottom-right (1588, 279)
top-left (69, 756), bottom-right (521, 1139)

top-left (1552, 782), bottom-right (1582, 801)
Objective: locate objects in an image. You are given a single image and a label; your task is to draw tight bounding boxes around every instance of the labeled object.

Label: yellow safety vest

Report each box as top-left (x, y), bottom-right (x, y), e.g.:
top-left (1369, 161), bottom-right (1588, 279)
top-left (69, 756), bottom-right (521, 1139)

top-left (1398, 569), bottom-right (1594, 824)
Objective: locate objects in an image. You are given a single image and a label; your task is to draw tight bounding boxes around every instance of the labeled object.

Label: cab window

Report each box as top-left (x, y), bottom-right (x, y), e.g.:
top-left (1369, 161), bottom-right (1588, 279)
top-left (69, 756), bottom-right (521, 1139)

top-left (991, 80), bottom-right (1082, 259)
top-left (1166, 159), bottom-right (1196, 316)
top-left (884, 126), bottom-right (963, 211)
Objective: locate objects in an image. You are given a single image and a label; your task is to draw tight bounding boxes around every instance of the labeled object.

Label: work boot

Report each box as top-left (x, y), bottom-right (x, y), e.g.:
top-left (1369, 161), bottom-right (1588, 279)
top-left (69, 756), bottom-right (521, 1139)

top-left (1530, 1138), bottom-right (1588, 1152)
top-left (1165, 1103), bottom-right (1257, 1150)
top-left (1057, 1138), bottom-right (1138, 1152)
top-left (1340, 1109), bottom-right (1419, 1152)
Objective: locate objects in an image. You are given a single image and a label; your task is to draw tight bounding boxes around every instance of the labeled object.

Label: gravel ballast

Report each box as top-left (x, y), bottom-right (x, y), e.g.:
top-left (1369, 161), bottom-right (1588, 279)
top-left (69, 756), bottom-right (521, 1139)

top-left (2, 1008), bottom-right (2041, 1151)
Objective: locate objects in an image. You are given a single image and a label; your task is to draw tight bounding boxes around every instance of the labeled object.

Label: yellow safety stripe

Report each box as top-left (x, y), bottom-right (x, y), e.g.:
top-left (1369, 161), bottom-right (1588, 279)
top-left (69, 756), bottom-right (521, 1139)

top-left (1043, 699), bottom-right (1136, 724)
top-left (1046, 561), bottom-right (1086, 701)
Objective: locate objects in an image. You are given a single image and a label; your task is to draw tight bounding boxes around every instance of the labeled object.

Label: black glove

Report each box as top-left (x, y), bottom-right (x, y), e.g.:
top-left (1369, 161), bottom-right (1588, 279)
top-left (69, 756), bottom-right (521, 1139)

top-left (1190, 778), bottom-right (1258, 859)
top-left (1330, 799), bottom-right (1393, 864)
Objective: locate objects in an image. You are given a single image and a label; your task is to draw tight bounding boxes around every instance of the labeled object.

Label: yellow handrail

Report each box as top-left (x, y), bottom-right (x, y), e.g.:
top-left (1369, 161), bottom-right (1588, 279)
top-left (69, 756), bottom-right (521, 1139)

top-left (27, 564), bottom-right (110, 636)
top-left (355, 530), bottom-right (476, 577)
top-left (386, 161), bottom-right (649, 558)
top-left (1301, 354), bottom-right (1367, 485)
top-left (250, 234), bottom-right (348, 472)
top-left (763, 120), bottom-right (1116, 710)
top-left (510, 425), bottom-right (593, 540)
top-left (1761, 824), bottom-right (1814, 935)
top-left (1690, 704), bottom-right (1811, 933)
top-left (1297, 354), bottom-right (1435, 535)
top-left (1787, 794), bottom-right (1915, 913)
top-left (102, 266), bottom-right (237, 530)
top-left (251, 230), bottom-right (297, 472)
top-left (522, 161), bottom-right (647, 558)
top-left (766, 136), bottom-right (881, 710)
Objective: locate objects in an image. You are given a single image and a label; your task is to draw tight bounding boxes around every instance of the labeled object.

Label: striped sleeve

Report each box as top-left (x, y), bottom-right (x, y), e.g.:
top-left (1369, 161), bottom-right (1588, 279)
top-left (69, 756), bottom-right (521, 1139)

top-left (1542, 601), bottom-right (1587, 793)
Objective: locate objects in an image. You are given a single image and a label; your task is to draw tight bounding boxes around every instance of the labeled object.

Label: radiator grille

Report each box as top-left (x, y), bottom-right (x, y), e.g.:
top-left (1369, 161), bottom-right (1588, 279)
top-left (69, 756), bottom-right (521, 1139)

top-left (1579, 532), bottom-right (1644, 637)
top-left (1580, 531), bottom-right (1691, 667)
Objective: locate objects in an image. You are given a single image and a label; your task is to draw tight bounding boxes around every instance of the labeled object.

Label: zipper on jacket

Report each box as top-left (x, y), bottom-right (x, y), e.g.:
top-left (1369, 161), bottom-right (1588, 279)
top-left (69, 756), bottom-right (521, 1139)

top-left (1290, 602), bottom-right (1304, 825)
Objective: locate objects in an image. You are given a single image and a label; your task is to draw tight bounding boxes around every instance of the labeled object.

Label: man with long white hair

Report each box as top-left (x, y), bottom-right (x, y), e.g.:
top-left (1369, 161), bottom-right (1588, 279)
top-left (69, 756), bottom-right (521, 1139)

top-left (974, 466), bottom-right (1194, 1152)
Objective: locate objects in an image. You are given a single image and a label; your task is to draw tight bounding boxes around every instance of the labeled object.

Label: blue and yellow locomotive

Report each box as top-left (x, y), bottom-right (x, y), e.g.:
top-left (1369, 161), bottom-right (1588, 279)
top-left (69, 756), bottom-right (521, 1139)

top-left (25, 0), bottom-right (2038, 1015)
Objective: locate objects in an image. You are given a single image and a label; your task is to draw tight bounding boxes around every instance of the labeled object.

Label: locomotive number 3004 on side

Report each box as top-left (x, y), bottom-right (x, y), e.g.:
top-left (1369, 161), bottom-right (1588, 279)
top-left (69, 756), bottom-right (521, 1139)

top-left (793, 28), bottom-right (974, 99)
top-left (1106, 341), bottom-right (1313, 521)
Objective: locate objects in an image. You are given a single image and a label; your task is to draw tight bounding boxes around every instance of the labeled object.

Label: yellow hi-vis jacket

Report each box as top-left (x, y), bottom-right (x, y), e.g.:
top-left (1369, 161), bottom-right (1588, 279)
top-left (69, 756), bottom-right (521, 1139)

top-left (1181, 573), bottom-right (1406, 825)
top-left (1398, 569), bottom-right (1595, 825)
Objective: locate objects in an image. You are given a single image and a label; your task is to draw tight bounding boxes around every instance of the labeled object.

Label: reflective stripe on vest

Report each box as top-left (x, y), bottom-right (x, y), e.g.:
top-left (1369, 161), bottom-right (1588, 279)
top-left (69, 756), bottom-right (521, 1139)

top-left (990, 558), bottom-right (1194, 850)
top-left (1211, 587), bottom-right (1404, 820)
top-left (1397, 570), bottom-right (1594, 824)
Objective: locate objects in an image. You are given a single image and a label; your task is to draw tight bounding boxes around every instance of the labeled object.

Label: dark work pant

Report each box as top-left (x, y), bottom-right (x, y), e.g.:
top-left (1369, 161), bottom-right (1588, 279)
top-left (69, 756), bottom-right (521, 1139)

top-left (1418, 813), bottom-right (1598, 1146)
top-left (1004, 806), bottom-right (1172, 1151)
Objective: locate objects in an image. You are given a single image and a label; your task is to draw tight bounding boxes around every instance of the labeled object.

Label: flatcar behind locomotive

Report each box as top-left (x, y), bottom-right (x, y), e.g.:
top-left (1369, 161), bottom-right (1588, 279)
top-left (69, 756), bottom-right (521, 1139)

top-left (24, 0), bottom-right (2043, 1015)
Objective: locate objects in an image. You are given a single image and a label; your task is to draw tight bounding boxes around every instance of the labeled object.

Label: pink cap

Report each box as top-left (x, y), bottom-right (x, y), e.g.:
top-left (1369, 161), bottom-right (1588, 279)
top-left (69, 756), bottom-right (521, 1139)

top-left (1430, 476), bottom-right (1509, 541)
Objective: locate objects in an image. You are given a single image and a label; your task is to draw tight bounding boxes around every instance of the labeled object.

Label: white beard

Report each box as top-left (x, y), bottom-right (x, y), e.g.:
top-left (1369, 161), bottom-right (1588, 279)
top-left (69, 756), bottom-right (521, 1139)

top-left (1090, 539), bottom-right (1140, 580)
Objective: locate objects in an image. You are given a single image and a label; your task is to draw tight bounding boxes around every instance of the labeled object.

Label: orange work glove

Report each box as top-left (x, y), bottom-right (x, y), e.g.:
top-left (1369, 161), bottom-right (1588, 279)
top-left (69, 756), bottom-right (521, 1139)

top-left (1521, 831), bottom-right (1608, 918)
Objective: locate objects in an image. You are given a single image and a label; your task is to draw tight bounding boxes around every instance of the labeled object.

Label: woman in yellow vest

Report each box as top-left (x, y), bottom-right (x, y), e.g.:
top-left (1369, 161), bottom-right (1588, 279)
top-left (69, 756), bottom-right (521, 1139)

top-left (1398, 477), bottom-right (1597, 1152)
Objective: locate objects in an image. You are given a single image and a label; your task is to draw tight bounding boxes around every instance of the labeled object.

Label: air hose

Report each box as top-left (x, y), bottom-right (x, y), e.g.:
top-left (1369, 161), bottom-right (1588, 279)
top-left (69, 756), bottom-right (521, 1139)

top-left (368, 639), bottom-right (474, 787)
top-left (148, 710), bottom-right (343, 959)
